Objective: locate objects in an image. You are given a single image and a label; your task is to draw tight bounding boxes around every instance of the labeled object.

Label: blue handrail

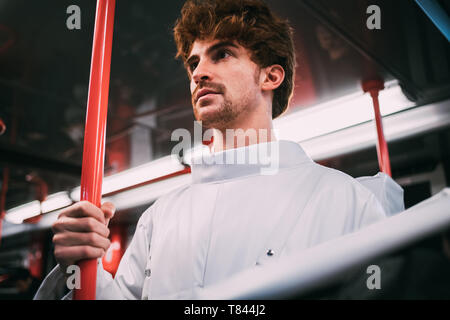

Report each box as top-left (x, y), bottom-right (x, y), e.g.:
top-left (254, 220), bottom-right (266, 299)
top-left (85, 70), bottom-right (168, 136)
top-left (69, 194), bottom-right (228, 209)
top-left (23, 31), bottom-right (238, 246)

top-left (415, 0), bottom-right (450, 42)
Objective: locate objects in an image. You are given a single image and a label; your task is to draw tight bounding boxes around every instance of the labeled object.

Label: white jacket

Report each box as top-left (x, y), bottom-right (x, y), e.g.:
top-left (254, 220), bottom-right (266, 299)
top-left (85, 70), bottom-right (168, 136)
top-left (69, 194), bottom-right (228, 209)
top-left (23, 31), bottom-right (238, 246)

top-left (34, 140), bottom-right (387, 299)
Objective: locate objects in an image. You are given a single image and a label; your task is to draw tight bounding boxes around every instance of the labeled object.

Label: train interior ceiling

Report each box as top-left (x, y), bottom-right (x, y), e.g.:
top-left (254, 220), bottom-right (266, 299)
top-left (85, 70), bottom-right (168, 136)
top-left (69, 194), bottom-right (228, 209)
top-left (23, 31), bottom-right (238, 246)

top-left (0, 0), bottom-right (449, 299)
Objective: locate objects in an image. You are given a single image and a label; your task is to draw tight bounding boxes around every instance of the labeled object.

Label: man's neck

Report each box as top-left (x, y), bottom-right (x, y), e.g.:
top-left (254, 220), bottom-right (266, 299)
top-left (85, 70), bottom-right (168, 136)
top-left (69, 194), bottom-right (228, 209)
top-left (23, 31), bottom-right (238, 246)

top-left (210, 111), bottom-right (277, 153)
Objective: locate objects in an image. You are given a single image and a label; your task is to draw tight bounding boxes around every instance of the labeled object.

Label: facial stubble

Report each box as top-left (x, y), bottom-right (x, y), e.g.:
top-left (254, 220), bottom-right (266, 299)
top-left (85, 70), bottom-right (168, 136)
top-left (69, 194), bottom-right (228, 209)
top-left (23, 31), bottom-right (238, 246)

top-left (192, 66), bottom-right (262, 130)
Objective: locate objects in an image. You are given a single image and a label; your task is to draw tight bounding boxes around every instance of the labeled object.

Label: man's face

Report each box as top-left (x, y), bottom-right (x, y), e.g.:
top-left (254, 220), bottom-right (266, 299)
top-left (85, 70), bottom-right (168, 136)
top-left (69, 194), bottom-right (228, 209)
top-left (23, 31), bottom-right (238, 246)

top-left (187, 39), bottom-right (262, 129)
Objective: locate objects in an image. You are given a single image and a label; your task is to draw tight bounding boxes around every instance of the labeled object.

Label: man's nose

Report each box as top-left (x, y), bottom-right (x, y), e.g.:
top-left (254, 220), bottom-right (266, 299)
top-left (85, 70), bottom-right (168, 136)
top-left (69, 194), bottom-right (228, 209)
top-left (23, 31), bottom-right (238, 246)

top-left (192, 60), bottom-right (213, 85)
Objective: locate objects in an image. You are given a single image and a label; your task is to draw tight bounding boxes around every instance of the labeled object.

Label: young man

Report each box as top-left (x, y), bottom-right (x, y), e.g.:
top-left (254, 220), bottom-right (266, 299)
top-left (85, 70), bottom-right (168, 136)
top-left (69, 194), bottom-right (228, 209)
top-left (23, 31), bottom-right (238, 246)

top-left (34, 0), bottom-right (386, 299)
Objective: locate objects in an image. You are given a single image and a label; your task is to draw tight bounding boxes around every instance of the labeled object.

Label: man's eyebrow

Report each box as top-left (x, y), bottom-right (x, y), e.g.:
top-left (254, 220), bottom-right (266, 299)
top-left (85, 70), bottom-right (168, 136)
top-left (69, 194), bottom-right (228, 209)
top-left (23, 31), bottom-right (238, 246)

top-left (186, 41), bottom-right (239, 68)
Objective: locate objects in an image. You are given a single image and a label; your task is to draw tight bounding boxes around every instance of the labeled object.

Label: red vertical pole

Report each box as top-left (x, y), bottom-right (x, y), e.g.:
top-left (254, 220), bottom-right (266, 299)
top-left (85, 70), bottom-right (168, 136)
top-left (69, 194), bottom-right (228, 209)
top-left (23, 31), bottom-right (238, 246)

top-left (362, 79), bottom-right (392, 177)
top-left (74, 0), bottom-right (116, 300)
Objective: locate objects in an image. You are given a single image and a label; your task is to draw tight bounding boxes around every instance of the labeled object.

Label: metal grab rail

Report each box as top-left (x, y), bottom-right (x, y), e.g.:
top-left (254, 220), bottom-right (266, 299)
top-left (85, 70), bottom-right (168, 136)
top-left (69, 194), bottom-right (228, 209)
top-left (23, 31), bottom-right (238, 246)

top-left (197, 188), bottom-right (450, 299)
top-left (415, 0), bottom-right (450, 42)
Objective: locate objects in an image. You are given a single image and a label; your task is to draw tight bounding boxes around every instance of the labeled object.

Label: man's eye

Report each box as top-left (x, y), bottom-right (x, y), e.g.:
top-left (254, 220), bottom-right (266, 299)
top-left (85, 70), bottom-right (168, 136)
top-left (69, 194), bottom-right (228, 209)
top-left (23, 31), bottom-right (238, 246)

top-left (215, 50), bottom-right (231, 61)
top-left (189, 62), bottom-right (198, 72)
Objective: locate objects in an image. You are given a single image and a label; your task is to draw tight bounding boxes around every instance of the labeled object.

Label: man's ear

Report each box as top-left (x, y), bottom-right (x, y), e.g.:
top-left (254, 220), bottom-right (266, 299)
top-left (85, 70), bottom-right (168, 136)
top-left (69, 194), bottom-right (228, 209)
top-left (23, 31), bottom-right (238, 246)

top-left (261, 65), bottom-right (285, 92)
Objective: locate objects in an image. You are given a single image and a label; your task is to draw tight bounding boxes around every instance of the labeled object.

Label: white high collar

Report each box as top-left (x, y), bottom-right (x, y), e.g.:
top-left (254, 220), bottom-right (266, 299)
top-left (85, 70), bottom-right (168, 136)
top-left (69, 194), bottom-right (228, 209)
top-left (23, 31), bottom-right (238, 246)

top-left (190, 140), bottom-right (312, 184)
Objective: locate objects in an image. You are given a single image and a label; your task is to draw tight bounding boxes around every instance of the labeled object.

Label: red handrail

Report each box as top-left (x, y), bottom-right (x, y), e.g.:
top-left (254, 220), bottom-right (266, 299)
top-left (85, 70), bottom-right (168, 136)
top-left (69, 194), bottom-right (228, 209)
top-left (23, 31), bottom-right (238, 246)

top-left (74, 0), bottom-right (116, 300)
top-left (362, 79), bottom-right (392, 177)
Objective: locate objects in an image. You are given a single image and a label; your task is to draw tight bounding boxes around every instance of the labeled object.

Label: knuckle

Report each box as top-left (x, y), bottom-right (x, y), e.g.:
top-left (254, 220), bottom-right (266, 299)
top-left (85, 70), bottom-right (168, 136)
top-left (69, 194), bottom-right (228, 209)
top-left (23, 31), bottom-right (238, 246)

top-left (52, 234), bottom-right (61, 243)
top-left (78, 201), bottom-right (90, 213)
top-left (59, 202), bottom-right (77, 217)
top-left (58, 206), bottom-right (70, 218)
top-left (51, 220), bottom-right (62, 233)
top-left (81, 246), bottom-right (91, 257)
top-left (54, 247), bottom-right (64, 259)
top-left (103, 202), bottom-right (115, 215)
top-left (82, 246), bottom-right (102, 259)
top-left (86, 232), bottom-right (97, 243)
top-left (86, 217), bottom-right (97, 230)
top-left (104, 239), bottom-right (111, 250)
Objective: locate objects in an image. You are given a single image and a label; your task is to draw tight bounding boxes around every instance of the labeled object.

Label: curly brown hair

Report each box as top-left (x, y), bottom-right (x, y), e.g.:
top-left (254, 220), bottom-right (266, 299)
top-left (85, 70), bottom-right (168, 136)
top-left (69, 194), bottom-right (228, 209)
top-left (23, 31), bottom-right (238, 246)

top-left (173, 0), bottom-right (296, 119)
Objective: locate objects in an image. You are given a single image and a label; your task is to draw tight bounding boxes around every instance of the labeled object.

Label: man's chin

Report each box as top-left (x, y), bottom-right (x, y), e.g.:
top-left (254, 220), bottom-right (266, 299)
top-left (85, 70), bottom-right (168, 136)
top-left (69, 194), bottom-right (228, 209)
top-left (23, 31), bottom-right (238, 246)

top-left (196, 115), bottom-right (224, 129)
top-left (195, 104), bottom-right (220, 121)
top-left (196, 102), bottom-right (220, 114)
top-left (193, 101), bottom-right (237, 129)
top-left (196, 112), bottom-right (228, 129)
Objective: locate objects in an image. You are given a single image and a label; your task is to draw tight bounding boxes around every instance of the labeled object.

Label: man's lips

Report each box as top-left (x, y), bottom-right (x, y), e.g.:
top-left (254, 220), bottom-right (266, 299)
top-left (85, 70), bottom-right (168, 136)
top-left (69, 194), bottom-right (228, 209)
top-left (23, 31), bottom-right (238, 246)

top-left (195, 88), bottom-right (220, 102)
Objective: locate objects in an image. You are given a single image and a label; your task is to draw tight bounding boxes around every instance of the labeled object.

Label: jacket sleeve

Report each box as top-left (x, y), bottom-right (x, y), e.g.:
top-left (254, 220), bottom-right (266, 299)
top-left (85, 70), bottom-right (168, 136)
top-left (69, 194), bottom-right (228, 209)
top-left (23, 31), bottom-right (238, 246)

top-left (356, 191), bottom-right (388, 229)
top-left (96, 206), bottom-right (154, 299)
top-left (33, 264), bottom-right (72, 300)
top-left (33, 205), bottom-right (154, 300)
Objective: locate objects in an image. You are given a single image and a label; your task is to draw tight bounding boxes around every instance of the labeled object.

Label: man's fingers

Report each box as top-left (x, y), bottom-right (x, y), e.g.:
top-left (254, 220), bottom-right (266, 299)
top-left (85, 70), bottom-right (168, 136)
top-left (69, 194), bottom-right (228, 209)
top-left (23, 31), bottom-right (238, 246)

top-left (51, 201), bottom-right (115, 271)
top-left (54, 245), bottom-right (106, 266)
top-left (58, 201), bottom-right (106, 224)
top-left (52, 216), bottom-right (110, 238)
top-left (53, 231), bottom-right (111, 252)
top-left (56, 201), bottom-right (116, 227)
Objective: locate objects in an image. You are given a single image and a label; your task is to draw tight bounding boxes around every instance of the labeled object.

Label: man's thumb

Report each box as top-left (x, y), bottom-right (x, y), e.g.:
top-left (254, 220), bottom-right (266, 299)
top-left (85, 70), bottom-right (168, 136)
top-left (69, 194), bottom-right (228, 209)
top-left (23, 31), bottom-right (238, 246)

top-left (101, 202), bottom-right (116, 225)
